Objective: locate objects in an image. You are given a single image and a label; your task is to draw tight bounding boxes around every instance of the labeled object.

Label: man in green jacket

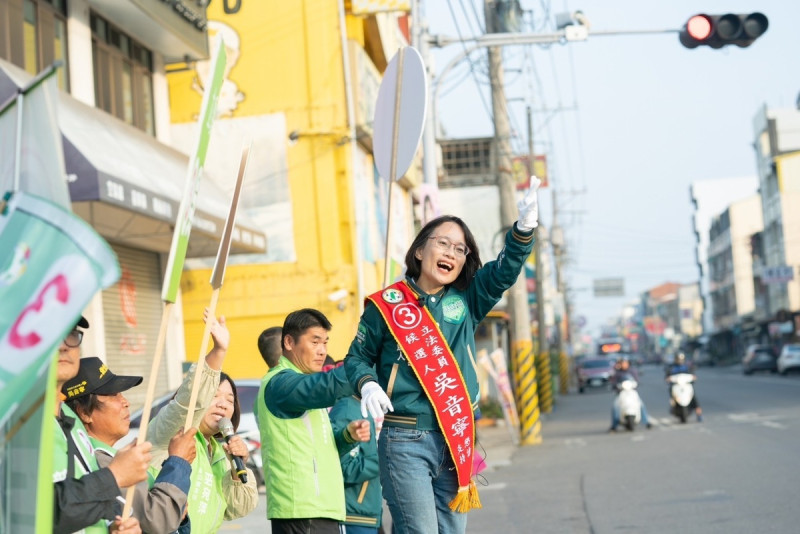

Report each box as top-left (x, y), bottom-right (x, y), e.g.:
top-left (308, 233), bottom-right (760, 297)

top-left (53, 315), bottom-right (151, 534)
top-left (256, 308), bottom-right (370, 534)
top-left (63, 356), bottom-right (197, 534)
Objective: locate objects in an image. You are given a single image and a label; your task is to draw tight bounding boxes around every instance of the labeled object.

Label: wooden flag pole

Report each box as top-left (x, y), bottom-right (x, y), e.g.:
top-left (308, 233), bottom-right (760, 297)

top-left (382, 47), bottom-right (406, 288)
top-left (183, 144), bottom-right (251, 432)
top-left (122, 300), bottom-right (173, 517)
top-left (121, 38), bottom-right (228, 519)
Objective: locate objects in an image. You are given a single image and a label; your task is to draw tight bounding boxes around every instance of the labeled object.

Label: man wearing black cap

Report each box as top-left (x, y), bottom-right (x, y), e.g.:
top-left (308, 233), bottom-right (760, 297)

top-left (53, 315), bottom-right (150, 534)
top-left (64, 357), bottom-right (198, 534)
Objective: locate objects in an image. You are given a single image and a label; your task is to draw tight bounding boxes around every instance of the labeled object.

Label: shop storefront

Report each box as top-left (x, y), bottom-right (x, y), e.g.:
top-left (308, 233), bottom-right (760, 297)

top-left (1, 59), bottom-right (266, 401)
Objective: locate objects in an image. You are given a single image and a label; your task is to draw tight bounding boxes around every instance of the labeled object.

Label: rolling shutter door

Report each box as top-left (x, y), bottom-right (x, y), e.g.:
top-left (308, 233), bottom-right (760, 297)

top-left (102, 244), bottom-right (169, 411)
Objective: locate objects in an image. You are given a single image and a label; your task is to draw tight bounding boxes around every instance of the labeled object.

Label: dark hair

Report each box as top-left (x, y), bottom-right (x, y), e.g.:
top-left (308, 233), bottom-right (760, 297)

top-left (257, 326), bottom-right (283, 368)
top-left (404, 215), bottom-right (482, 291)
top-left (282, 309), bottom-right (332, 350)
top-left (66, 394), bottom-right (102, 422)
top-left (217, 372), bottom-right (241, 434)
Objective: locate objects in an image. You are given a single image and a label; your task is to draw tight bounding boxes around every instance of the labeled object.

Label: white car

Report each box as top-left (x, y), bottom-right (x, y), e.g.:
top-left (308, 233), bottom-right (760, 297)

top-left (777, 344), bottom-right (800, 375)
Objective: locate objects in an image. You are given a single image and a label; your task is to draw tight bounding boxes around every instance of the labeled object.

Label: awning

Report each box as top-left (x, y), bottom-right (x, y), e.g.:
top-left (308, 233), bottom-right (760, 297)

top-left (88, 0), bottom-right (208, 63)
top-left (0, 59), bottom-right (266, 258)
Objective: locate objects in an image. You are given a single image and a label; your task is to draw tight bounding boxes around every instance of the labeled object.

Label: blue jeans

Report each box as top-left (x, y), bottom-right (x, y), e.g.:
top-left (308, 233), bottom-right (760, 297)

top-left (611, 399), bottom-right (650, 428)
top-left (343, 526), bottom-right (377, 534)
top-left (379, 427), bottom-right (468, 534)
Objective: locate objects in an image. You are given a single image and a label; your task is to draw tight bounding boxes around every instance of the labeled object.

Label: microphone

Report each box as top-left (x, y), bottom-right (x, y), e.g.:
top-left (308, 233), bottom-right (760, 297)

top-left (417, 296), bottom-right (425, 307)
top-left (218, 417), bottom-right (248, 484)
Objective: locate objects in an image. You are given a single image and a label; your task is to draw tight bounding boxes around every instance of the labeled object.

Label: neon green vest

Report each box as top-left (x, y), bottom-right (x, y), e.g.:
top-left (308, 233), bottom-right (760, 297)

top-left (257, 362), bottom-right (345, 520)
top-left (53, 404), bottom-right (108, 534)
top-left (186, 432), bottom-right (229, 534)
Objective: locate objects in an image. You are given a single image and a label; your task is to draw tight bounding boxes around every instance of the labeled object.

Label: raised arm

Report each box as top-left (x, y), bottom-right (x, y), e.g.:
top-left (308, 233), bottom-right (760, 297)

top-left (265, 365), bottom-right (353, 417)
top-left (146, 311), bottom-right (228, 462)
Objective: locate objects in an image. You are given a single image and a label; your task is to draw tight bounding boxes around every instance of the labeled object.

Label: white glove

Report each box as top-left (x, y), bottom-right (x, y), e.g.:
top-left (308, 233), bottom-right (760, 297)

top-left (360, 382), bottom-right (393, 419)
top-left (516, 176), bottom-right (542, 231)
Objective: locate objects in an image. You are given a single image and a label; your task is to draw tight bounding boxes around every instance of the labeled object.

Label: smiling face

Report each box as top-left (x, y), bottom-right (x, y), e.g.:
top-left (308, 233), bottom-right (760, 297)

top-left (285, 326), bottom-right (329, 374)
top-left (200, 379), bottom-right (236, 437)
top-left (80, 393), bottom-right (131, 446)
top-left (414, 221), bottom-right (467, 294)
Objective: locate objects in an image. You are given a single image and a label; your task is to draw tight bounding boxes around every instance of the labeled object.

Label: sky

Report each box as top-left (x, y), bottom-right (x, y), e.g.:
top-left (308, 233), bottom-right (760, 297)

top-left (424, 0), bottom-right (800, 337)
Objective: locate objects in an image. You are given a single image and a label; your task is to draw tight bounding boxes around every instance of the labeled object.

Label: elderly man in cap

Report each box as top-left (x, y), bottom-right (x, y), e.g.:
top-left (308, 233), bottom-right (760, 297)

top-left (64, 357), bottom-right (198, 534)
top-left (54, 315), bottom-right (151, 534)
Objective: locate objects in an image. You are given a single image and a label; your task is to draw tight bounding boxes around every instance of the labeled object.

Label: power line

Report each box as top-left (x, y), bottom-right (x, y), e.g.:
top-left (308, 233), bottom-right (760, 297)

top-left (445, 0), bottom-right (494, 125)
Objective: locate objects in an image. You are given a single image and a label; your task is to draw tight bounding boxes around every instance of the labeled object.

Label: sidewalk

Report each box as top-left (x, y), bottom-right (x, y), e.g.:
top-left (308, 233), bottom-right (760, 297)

top-left (475, 418), bottom-right (517, 474)
top-left (377, 419), bottom-right (518, 533)
top-left (223, 419), bottom-right (521, 533)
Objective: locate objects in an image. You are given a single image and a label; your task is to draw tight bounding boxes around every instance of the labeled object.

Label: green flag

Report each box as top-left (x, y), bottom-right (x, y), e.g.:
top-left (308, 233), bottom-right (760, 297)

top-left (0, 191), bottom-right (120, 533)
top-left (161, 38), bottom-right (227, 303)
top-left (0, 62), bottom-right (70, 208)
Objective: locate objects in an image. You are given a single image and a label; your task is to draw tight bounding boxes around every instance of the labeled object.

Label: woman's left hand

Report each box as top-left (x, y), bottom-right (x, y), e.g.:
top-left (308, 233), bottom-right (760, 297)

top-left (223, 434), bottom-right (249, 458)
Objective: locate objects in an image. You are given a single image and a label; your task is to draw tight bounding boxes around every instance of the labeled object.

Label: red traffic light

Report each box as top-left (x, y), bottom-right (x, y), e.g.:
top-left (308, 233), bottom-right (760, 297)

top-left (686, 15), bottom-right (712, 41)
top-left (679, 12), bottom-right (768, 49)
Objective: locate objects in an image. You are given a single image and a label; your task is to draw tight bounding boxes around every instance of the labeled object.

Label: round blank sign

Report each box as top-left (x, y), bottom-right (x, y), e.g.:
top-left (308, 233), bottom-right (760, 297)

top-left (373, 46), bottom-right (428, 181)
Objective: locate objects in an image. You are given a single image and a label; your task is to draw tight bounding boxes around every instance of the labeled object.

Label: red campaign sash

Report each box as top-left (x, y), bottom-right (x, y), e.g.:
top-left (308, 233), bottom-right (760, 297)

top-left (367, 281), bottom-right (480, 511)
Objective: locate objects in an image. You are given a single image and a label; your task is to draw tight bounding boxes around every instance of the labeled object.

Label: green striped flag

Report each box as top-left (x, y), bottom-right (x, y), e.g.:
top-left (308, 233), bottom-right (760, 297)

top-left (0, 191), bottom-right (120, 533)
top-left (161, 38), bottom-right (227, 303)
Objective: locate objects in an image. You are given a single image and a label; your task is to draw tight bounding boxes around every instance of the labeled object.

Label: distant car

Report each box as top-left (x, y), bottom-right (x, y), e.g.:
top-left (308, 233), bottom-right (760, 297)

top-left (777, 344), bottom-right (800, 375)
top-left (693, 347), bottom-right (713, 367)
top-left (576, 357), bottom-right (615, 393)
top-left (627, 352), bottom-right (645, 367)
top-left (742, 345), bottom-right (777, 375)
top-left (596, 338), bottom-right (628, 358)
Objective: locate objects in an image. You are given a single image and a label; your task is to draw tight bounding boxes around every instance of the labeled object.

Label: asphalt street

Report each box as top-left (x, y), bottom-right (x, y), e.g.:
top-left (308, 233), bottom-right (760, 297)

top-left (223, 364), bottom-right (800, 533)
top-left (465, 363), bottom-right (800, 534)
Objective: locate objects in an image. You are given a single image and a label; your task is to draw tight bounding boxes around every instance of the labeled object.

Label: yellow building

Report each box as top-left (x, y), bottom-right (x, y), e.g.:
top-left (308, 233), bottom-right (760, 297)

top-left (168, 1), bottom-right (420, 378)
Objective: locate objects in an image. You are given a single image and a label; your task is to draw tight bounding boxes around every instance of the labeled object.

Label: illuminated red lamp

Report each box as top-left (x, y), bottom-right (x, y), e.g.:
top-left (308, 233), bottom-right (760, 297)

top-left (686, 15), bottom-right (713, 41)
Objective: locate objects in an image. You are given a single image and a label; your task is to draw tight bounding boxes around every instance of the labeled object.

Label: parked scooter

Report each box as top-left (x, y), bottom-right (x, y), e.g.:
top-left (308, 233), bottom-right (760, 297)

top-left (613, 374), bottom-right (642, 431)
top-left (667, 372), bottom-right (695, 424)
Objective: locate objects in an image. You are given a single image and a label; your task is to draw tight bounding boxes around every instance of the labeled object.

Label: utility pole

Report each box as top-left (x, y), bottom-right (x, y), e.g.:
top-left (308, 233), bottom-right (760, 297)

top-left (529, 106), bottom-right (547, 361)
top-left (550, 196), bottom-right (571, 393)
top-left (485, 0), bottom-right (541, 446)
top-left (528, 106), bottom-right (552, 414)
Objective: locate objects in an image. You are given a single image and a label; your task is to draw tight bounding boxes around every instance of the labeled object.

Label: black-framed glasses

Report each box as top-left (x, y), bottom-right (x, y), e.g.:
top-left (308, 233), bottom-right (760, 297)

top-left (428, 235), bottom-right (470, 258)
top-left (64, 330), bottom-right (83, 348)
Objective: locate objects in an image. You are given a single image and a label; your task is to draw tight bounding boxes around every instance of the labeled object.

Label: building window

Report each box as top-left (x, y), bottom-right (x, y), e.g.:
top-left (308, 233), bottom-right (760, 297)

top-left (90, 12), bottom-right (155, 135)
top-left (22, 0), bottom-right (38, 73)
top-left (1, 0), bottom-right (69, 91)
top-left (53, 14), bottom-right (68, 89)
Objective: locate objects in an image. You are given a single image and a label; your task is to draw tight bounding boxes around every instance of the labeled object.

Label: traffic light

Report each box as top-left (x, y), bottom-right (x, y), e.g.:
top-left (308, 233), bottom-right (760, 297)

top-left (679, 13), bottom-right (768, 49)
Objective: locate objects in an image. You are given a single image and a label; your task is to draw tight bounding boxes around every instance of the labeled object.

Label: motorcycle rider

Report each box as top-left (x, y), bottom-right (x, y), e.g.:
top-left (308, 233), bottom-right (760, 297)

top-left (665, 352), bottom-right (703, 422)
top-left (609, 357), bottom-right (652, 431)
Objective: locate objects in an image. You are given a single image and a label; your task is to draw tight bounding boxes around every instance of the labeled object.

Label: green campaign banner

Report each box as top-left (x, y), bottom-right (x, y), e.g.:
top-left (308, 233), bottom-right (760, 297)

top-left (0, 63), bottom-right (70, 209)
top-left (1, 352), bottom-right (58, 534)
top-left (0, 191), bottom-right (120, 533)
top-left (161, 38), bottom-right (227, 303)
